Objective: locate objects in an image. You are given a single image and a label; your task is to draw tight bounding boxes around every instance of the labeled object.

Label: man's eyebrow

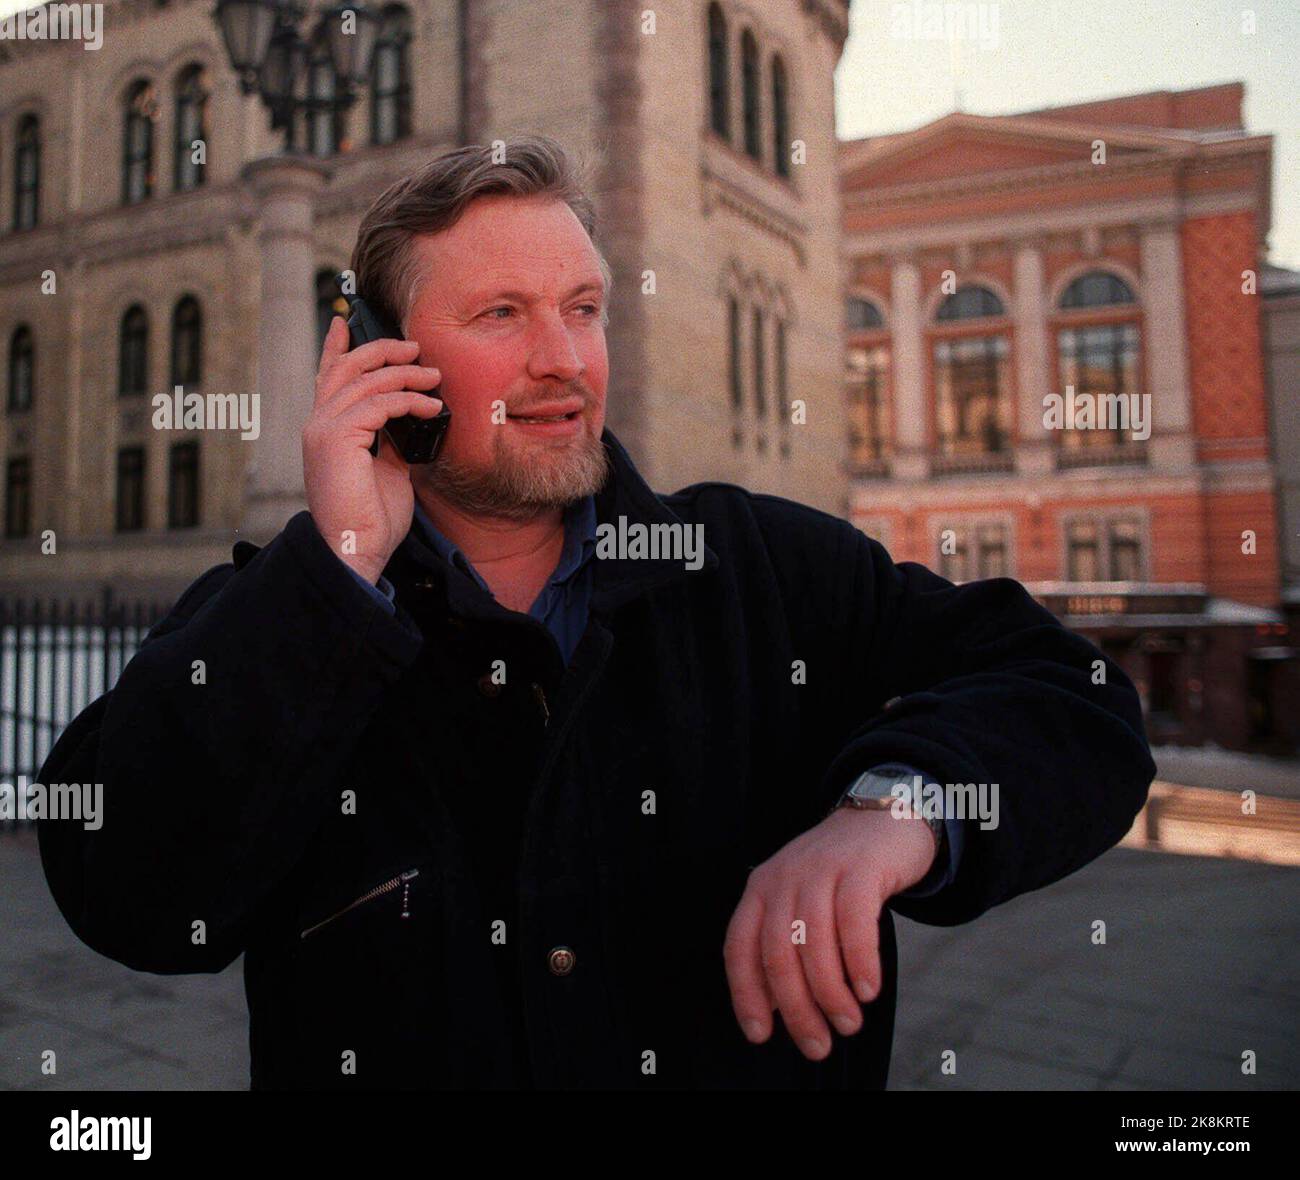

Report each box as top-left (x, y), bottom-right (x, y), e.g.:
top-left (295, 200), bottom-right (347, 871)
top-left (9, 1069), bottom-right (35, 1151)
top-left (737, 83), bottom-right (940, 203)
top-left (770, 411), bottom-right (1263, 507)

top-left (468, 280), bottom-right (605, 303)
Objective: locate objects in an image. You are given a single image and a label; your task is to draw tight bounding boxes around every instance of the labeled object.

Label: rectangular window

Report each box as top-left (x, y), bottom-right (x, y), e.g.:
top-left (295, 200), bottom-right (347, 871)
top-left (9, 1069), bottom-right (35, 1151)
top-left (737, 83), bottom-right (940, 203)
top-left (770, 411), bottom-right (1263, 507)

top-left (976, 523), bottom-right (1008, 578)
top-left (1056, 323), bottom-right (1141, 455)
top-left (939, 522), bottom-right (1008, 581)
top-left (1066, 516), bottom-right (1145, 581)
top-left (847, 346), bottom-right (891, 468)
top-left (116, 447), bottom-right (145, 532)
top-left (1109, 519), bottom-right (1142, 580)
top-left (728, 296), bottom-right (742, 448)
top-left (776, 319), bottom-right (790, 459)
top-left (1067, 520), bottom-right (1101, 581)
top-left (168, 441), bottom-right (199, 529)
top-left (4, 456), bottom-right (31, 538)
top-left (938, 528), bottom-right (969, 582)
top-left (932, 335), bottom-right (1012, 458)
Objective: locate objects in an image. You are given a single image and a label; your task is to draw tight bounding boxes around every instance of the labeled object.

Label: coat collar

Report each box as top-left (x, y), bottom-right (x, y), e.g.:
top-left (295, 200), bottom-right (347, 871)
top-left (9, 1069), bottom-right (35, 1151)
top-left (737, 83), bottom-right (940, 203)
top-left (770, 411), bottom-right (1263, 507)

top-left (384, 427), bottom-right (719, 619)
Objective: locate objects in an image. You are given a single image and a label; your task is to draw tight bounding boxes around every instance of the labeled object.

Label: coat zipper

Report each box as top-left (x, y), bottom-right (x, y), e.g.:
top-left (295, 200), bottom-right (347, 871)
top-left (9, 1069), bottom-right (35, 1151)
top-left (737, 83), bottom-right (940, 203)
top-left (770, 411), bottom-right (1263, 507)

top-left (299, 869), bottom-right (420, 939)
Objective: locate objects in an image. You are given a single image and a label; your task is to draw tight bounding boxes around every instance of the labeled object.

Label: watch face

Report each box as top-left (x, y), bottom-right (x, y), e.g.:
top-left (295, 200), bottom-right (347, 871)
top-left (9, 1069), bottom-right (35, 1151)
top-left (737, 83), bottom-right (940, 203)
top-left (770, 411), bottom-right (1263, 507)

top-left (849, 770), bottom-right (911, 805)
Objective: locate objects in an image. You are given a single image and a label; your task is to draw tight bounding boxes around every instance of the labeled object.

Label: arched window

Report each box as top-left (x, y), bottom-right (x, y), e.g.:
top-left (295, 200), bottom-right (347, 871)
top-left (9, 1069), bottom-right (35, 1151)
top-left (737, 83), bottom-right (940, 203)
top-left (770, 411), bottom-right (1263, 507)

top-left (846, 297), bottom-right (883, 331)
top-left (752, 306), bottom-right (766, 431)
top-left (119, 305), bottom-right (149, 397)
top-left (174, 64), bottom-right (208, 192)
top-left (306, 32), bottom-right (345, 157)
top-left (316, 269), bottom-right (350, 352)
top-left (936, 285), bottom-right (1004, 321)
top-left (1059, 270), bottom-right (1135, 309)
top-left (123, 79), bottom-right (157, 204)
top-left (14, 114), bottom-right (40, 230)
top-left (371, 5), bottom-right (412, 146)
top-left (740, 30), bottom-right (760, 160)
top-left (8, 325), bottom-right (34, 413)
top-left (707, 3), bottom-right (729, 140)
top-left (771, 56), bottom-right (789, 178)
top-left (171, 296), bottom-right (202, 389)
top-left (1054, 271), bottom-right (1143, 461)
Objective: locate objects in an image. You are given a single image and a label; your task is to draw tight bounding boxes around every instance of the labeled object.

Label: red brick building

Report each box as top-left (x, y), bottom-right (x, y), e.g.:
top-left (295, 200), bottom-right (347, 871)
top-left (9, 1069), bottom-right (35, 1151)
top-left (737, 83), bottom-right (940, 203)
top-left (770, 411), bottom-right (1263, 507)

top-left (839, 83), bottom-right (1297, 751)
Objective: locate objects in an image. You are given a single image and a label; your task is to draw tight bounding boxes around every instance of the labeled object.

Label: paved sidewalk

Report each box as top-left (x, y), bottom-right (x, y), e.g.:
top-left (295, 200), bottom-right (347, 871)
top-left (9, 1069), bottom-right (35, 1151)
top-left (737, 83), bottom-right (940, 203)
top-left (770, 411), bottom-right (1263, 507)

top-left (1, 829), bottom-right (248, 1090)
top-left (1153, 745), bottom-right (1300, 800)
top-left (889, 841), bottom-right (1298, 1089)
top-left (2, 827), bottom-right (1296, 1090)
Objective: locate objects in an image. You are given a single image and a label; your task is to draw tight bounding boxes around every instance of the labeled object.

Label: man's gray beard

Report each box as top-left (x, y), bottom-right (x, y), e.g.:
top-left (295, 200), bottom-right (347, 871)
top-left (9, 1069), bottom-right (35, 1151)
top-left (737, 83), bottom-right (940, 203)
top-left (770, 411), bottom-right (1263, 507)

top-left (417, 431), bottom-right (611, 522)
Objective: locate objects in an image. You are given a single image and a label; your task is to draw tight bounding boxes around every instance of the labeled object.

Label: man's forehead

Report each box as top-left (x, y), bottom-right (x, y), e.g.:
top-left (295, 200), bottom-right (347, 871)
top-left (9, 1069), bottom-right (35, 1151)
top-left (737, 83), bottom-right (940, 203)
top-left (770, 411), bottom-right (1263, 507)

top-left (417, 197), bottom-right (589, 258)
top-left (413, 233), bottom-right (603, 303)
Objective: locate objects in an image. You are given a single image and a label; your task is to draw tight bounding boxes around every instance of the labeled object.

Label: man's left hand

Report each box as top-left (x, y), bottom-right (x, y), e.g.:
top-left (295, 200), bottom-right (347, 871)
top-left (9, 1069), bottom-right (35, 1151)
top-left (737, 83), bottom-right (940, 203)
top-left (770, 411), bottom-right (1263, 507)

top-left (722, 807), bottom-right (938, 1061)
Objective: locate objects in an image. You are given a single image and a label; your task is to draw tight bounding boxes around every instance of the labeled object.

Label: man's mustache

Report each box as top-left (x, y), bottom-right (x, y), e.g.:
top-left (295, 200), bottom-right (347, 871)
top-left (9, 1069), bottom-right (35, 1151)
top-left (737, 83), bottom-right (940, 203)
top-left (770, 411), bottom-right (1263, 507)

top-left (505, 381), bottom-right (594, 415)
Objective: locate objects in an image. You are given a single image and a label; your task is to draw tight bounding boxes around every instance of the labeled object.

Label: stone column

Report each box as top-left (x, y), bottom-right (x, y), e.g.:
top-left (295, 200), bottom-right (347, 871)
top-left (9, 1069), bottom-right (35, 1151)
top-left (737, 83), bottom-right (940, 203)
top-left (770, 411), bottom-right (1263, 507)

top-left (1013, 235), bottom-right (1053, 476)
top-left (890, 251), bottom-right (927, 479)
top-left (240, 154), bottom-right (332, 539)
top-left (64, 256), bottom-right (86, 535)
top-left (1139, 218), bottom-right (1196, 470)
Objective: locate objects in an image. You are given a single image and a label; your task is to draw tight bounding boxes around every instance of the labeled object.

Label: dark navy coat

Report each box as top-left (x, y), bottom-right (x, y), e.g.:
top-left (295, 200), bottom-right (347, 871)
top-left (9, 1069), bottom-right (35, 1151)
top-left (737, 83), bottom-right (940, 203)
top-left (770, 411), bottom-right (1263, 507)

top-left (37, 430), bottom-right (1154, 1089)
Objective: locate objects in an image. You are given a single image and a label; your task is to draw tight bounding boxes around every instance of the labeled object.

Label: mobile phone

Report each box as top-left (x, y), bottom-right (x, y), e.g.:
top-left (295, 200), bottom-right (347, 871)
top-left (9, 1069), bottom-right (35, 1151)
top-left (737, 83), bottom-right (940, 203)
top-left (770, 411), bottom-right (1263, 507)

top-left (339, 279), bottom-right (451, 465)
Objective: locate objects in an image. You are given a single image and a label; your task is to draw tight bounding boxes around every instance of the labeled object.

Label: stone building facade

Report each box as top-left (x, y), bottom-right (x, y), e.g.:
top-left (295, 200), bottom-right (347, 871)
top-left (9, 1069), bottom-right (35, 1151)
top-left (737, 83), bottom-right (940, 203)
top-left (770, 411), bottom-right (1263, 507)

top-left (0, 0), bottom-right (851, 599)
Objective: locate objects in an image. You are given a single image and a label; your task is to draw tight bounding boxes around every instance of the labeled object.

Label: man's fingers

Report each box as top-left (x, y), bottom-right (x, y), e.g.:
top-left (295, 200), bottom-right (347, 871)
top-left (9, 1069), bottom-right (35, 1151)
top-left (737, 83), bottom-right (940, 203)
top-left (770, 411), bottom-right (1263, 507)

top-left (793, 878), bottom-right (862, 1038)
top-left (327, 364), bottom-right (441, 415)
top-left (834, 870), bottom-right (883, 1004)
top-left (335, 390), bottom-right (444, 437)
top-left (722, 888), bottom-right (773, 1044)
top-left (317, 336), bottom-right (422, 406)
top-left (315, 315), bottom-right (350, 396)
top-left (759, 896), bottom-right (831, 1060)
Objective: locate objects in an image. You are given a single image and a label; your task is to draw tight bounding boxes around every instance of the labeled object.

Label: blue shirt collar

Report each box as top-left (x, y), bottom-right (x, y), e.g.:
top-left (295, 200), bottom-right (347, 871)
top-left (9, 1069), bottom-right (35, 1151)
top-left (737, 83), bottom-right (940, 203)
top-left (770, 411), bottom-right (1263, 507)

top-left (410, 495), bottom-right (598, 595)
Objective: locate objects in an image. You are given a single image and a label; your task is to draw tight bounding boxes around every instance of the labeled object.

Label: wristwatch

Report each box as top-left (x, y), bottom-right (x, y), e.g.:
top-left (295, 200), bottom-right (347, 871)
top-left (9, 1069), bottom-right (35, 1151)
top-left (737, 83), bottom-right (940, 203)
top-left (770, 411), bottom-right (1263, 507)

top-left (829, 764), bottom-right (946, 856)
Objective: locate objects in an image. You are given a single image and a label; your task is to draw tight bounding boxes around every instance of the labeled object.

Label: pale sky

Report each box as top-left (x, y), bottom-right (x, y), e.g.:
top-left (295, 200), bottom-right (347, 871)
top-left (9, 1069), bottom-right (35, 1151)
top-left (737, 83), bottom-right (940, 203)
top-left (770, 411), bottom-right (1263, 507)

top-left (2, 0), bottom-right (1296, 265)
top-left (836, 0), bottom-right (1300, 269)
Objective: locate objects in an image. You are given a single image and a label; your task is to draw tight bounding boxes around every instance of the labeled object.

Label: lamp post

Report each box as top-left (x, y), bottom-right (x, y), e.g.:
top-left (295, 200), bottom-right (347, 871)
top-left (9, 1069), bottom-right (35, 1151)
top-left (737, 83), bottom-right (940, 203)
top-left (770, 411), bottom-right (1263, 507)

top-left (211, 0), bottom-right (380, 536)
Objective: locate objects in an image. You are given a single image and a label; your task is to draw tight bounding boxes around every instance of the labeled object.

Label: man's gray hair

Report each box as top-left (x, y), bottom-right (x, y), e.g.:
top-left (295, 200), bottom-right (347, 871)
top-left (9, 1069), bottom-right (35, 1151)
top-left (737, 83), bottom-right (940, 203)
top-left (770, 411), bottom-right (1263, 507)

top-left (349, 134), bottom-right (611, 332)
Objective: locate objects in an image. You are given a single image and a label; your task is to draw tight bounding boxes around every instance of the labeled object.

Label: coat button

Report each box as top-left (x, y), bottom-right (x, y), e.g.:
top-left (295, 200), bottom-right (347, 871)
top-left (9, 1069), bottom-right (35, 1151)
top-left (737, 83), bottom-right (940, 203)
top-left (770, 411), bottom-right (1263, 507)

top-left (477, 672), bottom-right (503, 698)
top-left (547, 946), bottom-right (576, 976)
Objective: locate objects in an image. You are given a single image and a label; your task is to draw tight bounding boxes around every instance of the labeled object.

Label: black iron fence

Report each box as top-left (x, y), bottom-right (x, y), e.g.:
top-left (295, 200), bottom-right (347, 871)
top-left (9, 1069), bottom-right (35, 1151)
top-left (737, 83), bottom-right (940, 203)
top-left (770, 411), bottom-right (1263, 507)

top-left (0, 591), bottom-right (167, 831)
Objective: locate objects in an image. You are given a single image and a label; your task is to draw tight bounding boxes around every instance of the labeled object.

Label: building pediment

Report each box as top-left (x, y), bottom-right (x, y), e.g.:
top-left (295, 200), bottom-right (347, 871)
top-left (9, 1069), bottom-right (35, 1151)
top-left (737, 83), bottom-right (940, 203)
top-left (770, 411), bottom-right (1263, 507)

top-left (840, 113), bottom-right (1186, 192)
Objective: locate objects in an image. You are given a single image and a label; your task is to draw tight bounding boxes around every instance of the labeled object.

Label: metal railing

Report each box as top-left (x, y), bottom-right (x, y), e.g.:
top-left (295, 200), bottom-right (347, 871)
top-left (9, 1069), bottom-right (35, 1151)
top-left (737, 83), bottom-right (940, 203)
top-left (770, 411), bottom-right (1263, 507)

top-left (0, 591), bottom-right (167, 830)
top-left (930, 451), bottom-right (1016, 476)
top-left (1056, 441), bottom-right (1149, 469)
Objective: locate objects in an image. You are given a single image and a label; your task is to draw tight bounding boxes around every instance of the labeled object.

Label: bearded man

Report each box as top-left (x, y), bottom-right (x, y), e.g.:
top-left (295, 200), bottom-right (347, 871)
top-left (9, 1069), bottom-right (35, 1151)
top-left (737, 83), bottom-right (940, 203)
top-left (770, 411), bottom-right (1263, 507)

top-left (38, 135), bottom-right (1154, 1090)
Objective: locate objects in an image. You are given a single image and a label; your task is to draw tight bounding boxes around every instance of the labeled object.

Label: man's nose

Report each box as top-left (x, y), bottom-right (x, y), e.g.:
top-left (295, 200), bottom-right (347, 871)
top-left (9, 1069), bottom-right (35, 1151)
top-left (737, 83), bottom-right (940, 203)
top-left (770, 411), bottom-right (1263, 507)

top-left (525, 308), bottom-right (586, 383)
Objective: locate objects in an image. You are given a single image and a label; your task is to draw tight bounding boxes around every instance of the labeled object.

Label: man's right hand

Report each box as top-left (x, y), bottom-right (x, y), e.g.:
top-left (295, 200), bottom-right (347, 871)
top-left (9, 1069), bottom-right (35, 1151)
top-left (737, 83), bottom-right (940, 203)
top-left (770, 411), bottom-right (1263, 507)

top-left (303, 315), bottom-right (444, 584)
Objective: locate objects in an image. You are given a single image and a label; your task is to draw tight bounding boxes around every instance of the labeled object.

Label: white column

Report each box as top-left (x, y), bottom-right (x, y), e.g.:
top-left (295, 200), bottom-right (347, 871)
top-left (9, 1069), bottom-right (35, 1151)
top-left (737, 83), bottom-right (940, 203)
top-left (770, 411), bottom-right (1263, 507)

top-left (1013, 236), bottom-right (1052, 475)
top-left (890, 252), bottom-right (927, 479)
top-left (1139, 218), bottom-right (1196, 470)
top-left (241, 155), bottom-right (332, 539)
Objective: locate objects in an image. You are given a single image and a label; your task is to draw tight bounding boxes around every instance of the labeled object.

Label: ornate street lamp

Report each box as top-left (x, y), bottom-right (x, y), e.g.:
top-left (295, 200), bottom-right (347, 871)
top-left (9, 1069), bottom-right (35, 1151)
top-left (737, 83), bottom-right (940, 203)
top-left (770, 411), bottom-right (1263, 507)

top-left (210, 0), bottom-right (382, 535)
top-left (321, 1), bottom-right (381, 90)
top-left (213, 0), bottom-right (379, 150)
